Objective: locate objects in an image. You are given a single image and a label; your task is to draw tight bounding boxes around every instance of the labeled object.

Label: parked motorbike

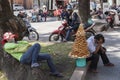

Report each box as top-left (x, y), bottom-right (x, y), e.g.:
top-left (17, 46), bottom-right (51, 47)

top-left (31, 14), bottom-right (42, 22)
top-left (23, 18), bottom-right (39, 40)
top-left (49, 20), bottom-right (95, 42)
top-left (31, 15), bottom-right (37, 22)
top-left (104, 11), bottom-right (115, 30)
top-left (105, 9), bottom-right (120, 27)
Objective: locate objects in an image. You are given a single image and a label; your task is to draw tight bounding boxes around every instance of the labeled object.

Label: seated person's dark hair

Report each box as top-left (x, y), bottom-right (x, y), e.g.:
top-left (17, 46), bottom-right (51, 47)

top-left (94, 34), bottom-right (105, 43)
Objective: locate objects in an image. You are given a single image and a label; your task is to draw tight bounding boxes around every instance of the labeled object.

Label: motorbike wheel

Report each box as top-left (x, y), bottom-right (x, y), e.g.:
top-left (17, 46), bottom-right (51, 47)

top-left (28, 31), bottom-right (39, 41)
top-left (86, 31), bottom-right (95, 39)
top-left (49, 33), bottom-right (63, 42)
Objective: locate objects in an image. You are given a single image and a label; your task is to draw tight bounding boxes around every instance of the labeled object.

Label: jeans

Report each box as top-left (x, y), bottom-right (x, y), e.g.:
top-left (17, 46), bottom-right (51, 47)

top-left (65, 27), bottom-right (73, 41)
top-left (20, 43), bottom-right (57, 73)
top-left (65, 23), bottom-right (80, 41)
top-left (86, 47), bottom-right (110, 70)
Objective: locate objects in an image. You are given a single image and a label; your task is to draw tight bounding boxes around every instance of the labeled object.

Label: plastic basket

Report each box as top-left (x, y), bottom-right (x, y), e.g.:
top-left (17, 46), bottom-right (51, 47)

top-left (76, 58), bottom-right (86, 67)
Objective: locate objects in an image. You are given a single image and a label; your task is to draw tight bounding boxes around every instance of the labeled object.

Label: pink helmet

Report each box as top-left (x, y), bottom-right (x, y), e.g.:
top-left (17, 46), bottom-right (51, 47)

top-left (3, 32), bottom-right (16, 40)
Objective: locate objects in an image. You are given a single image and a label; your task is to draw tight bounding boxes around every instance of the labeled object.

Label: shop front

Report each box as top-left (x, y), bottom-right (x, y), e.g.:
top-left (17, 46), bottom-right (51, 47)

top-left (55, 0), bottom-right (69, 8)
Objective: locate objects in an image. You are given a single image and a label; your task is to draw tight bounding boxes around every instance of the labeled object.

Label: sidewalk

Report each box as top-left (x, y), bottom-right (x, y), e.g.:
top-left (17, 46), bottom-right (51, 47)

top-left (85, 26), bottom-right (120, 80)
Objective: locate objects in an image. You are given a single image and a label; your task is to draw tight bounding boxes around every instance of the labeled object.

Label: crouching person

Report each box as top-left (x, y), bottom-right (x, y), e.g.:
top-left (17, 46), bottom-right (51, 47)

top-left (1, 32), bottom-right (63, 77)
top-left (86, 34), bottom-right (114, 73)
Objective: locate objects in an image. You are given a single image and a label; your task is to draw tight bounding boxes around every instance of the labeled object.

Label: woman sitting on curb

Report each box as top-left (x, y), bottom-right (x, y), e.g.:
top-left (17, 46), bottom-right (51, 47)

top-left (1, 32), bottom-right (63, 77)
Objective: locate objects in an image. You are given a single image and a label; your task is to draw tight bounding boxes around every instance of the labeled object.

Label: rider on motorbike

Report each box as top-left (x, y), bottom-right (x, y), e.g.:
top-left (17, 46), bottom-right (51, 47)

top-left (64, 11), bottom-right (80, 42)
top-left (104, 11), bottom-right (115, 29)
top-left (64, 13), bottom-right (95, 42)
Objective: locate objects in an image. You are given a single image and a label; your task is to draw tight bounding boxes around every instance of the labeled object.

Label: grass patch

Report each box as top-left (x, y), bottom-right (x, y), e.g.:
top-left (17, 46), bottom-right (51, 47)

top-left (40, 42), bottom-right (76, 80)
top-left (0, 42), bottom-right (76, 80)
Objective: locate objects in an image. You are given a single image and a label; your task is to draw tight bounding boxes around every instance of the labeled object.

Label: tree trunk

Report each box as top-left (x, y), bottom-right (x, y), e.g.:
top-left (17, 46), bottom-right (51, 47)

top-left (0, 0), bottom-right (26, 40)
top-left (0, 0), bottom-right (46, 80)
top-left (0, 47), bottom-right (47, 80)
top-left (38, 0), bottom-right (40, 9)
top-left (100, 0), bottom-right (103, 9)
top-left (100, 0), bottom-right (108, 9)
top-left (78, 0), bottom-right (90, 23)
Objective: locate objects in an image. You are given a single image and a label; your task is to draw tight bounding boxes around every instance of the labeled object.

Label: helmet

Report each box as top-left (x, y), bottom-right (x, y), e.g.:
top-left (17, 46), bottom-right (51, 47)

top-left (3, 32), bottom-right (16, 40)
top-left (62, 20), bottom-right (67, 26)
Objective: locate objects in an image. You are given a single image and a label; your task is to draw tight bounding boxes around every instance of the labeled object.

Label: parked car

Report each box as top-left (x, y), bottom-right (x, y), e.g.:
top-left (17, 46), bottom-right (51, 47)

top-left (13, 4), bottom-right (24, 11)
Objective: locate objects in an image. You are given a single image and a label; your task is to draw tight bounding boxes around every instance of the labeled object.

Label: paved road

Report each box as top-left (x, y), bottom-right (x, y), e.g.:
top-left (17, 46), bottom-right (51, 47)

top-left (28, 18), bottom-right (107, 42)
top-left (85, 27), bottom-right (120, 80)
top-left (23, 17), bottom-right (61, 41)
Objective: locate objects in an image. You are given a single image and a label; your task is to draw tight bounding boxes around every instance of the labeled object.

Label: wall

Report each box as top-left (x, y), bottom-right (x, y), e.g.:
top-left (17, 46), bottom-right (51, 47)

top-left (8, 0), bottom-right (71, 10)
top-left (116, 0), bottom-right (120, 6)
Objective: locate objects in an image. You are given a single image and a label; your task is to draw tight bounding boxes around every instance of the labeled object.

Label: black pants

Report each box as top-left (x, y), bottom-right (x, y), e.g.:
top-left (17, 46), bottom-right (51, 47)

top-left (86, 47), bottom-right (110, 70)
